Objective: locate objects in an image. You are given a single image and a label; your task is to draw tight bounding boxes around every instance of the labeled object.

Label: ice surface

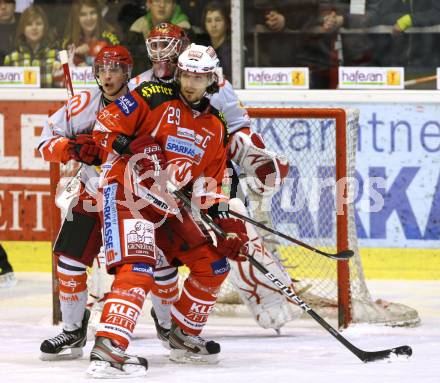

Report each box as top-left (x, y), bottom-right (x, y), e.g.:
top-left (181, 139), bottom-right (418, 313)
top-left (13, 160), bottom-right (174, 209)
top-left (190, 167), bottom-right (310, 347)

top-left (1, 273), bottom-right (439, 383)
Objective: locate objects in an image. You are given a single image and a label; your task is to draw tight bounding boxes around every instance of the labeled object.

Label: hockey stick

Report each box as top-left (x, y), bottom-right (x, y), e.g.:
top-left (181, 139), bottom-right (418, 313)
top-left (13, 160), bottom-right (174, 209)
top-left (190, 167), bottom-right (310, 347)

top-left (227, 209), bottom-right (353, 261)
top-left (59, 49), bottom-right (83, 186)
top-left (177, 188), bottom-right (353, 261)
top-left (167, 183), bottom-right (412, 363)
top-left (59, 50), bottom-right (74, 98)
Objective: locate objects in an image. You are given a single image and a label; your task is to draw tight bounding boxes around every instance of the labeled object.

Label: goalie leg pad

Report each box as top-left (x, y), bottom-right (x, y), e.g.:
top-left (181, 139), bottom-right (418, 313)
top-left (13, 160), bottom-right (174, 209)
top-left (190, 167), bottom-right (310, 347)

top-left (54, 205), bottom-right (101, 267)
top-left (57, 255), bottom-right (88, 328)
top-left (227, 198), bottom-right (302, 330)
top-left (96, 263), bottom-right (154, 349)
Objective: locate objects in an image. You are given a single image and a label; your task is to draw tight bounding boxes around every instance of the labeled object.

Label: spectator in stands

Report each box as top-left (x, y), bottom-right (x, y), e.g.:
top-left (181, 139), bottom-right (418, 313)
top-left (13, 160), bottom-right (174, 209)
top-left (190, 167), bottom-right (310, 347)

top-left (315, 1), bottom-right (382, 74)
top-left (375, 0), bottom-right (440, 69)
top-left (63, 0), bottom-right (119, 66)
top-left (124, 0), bottom-right (190, 75)
top-left (244, 1), bottom-right (323, 78)
top-left (180, 0), bottom-right (214, 34)
top-left (33, 1), bottom-right (74, 41)
top-left (0, 0), bottom-right (19, 65)
top-left (202, 1), bottom-right (231, 79)
top-left (3, 5), bottom-right (62, 87)
top-left (102, 0), bottom-right (145, 41)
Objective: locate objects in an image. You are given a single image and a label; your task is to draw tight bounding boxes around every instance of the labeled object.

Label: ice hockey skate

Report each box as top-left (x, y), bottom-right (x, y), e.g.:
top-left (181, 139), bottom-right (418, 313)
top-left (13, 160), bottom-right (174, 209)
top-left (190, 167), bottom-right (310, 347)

top-left (151, 307), bottom-right (171, 349)
top-left (168, 321), bottom-right (221, 364)
top-left (86, 336), bottom-right (148, 378)
top-left (0, 270), bottom-right (17, 288)
top-left (40, 308), bottom-right (90, 361)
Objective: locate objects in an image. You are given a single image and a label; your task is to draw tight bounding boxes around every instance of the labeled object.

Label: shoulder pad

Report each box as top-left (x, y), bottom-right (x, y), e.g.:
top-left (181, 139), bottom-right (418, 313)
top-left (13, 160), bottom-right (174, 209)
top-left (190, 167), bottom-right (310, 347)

top-left (135, 81), bottom-right (179, 109)
top-left (209, 106), bottom-right (229, 147)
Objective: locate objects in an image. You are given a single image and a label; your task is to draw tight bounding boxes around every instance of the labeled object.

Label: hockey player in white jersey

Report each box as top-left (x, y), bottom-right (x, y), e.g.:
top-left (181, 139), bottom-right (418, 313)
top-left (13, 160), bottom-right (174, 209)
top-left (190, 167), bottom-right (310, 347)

top-left (130, 23), bottom-right (300, 343)
top-left (38, 45), bottom-right (134, 361)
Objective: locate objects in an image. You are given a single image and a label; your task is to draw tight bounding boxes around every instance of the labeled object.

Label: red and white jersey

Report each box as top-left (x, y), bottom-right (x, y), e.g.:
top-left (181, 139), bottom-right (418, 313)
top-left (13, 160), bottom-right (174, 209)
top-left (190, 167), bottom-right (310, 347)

top-left (129, 69), bottom-right (250, 134)
top-left (94, 81), bottom-right (229, 209)
top-left (38, 88), bottom-right (105, 197)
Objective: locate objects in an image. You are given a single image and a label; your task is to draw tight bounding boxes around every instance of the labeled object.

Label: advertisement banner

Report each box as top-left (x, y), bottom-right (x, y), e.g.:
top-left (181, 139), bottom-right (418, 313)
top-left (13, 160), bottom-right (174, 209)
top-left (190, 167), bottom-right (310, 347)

top-left (0, 95), bottom-right (438, 278)
top-left (0, 67), bottom-right (41, 88)
top-left (0, 100), bottom-right (62, 241)
top-left (244, 98), bottom-right (439, 251)
top-left (339, 67), bottom-right (404, 89)
top-left (70, 66), bottom-right (96, 88)
top-left (245, 67), bottom-right (309, 89)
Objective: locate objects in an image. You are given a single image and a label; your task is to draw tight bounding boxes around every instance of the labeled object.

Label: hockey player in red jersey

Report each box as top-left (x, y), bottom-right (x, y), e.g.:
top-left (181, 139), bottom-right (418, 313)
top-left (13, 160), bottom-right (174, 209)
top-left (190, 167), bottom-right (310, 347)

top-left (86, 44), bottom-right (249, 377)
top-left (38, 45), bottom-right (133, 361)
top-left (129, 22), bottom-right (298, 341)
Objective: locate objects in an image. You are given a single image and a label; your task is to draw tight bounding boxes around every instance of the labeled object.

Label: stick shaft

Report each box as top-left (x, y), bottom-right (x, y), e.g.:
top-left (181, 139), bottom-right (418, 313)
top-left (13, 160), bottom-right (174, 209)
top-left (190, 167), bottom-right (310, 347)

top-left (171, 186), bottom-right (410, 362)
top-left (59, 50), bottom-right (74, 98)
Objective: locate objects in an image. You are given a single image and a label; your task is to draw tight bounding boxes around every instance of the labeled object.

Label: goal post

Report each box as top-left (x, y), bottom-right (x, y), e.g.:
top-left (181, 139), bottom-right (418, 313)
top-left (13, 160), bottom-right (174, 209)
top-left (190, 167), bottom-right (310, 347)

top-left (247, 108), bottom-right (352, 328)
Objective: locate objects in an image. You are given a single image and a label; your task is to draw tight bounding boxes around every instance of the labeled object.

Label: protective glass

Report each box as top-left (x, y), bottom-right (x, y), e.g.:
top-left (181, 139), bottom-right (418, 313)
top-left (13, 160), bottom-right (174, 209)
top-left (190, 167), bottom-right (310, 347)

top-left (93, 60), bottom-right (128, 76)
top-left (178, 70), bottom-right (213, 89)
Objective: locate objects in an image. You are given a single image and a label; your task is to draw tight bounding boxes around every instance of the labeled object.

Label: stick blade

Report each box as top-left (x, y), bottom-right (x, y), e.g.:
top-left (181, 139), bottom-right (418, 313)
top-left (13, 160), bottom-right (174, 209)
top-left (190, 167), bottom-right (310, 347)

top-left (361, 345), bottom-right (412, 363)
top-left (334, 250), bottom-right (354, 260)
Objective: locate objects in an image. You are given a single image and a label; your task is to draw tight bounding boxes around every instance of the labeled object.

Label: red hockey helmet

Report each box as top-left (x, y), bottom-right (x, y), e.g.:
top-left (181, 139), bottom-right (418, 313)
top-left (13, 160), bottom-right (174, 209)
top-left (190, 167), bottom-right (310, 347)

top-left (146, 22), bottom-right (190, 63)
top-left (94, 45), bottom-right (133, 79)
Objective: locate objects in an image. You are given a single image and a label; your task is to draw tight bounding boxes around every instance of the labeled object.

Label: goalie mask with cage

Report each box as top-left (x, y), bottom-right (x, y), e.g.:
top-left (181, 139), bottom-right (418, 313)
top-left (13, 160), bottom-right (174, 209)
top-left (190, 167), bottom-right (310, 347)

top-left (175, 43), bottom-right (221, 95)
top-left (146, 22), bottom-right (190, 79)
top-left (93, 45), bottom-right (133, 92)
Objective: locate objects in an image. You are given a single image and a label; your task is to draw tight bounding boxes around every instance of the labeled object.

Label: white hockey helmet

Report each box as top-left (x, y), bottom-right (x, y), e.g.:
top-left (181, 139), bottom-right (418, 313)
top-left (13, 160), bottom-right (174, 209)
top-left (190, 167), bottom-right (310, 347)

top-left (176, 43), bottom-right (221, 87)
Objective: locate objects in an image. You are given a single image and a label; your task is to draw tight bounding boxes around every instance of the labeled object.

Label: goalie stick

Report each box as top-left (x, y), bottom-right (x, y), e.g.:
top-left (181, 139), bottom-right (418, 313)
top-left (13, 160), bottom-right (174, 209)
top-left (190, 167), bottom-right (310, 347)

top-left (177, 188), bottom-right (353, 261)
top-left (227, 209), bottom-right (353, 261)
top-left (167, 183), bottom-right (413, 363)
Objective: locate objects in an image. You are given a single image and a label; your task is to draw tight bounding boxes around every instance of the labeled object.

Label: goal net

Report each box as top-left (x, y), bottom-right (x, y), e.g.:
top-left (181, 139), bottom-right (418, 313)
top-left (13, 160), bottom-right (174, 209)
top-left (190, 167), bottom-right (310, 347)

top-left (49, 107), bottom-right (420, 328)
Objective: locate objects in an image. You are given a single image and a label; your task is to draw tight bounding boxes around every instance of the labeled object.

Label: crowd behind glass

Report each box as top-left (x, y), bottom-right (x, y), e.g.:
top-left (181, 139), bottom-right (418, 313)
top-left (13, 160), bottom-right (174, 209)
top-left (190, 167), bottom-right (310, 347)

top-left (0, 0), bottom-right (439, 89)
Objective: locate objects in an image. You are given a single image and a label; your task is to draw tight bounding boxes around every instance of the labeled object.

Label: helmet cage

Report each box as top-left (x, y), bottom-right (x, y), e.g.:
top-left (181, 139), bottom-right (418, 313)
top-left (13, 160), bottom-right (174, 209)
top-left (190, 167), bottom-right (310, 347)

top-left (146, 36), bottom-right (182, 63)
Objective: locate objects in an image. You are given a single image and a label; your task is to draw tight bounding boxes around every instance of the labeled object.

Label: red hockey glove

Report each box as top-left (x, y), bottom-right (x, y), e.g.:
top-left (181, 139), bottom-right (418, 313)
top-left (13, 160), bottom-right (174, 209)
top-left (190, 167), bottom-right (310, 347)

top-left (62, 139), bottom-right (79, 163)
top-left (127, 134), bottom-right (166, 174)
top-left (213, 217), bottom-right (249, 262)
top-left (74, 134), bottom-right (103, 165)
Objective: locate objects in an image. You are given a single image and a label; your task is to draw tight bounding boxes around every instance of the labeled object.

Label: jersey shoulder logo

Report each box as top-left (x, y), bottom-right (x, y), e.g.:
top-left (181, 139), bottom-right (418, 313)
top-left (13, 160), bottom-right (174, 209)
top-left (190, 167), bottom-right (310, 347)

top-left (115, 93), bottom-right (138, 116)
top-left (135, 81), bottom-right (179, 109)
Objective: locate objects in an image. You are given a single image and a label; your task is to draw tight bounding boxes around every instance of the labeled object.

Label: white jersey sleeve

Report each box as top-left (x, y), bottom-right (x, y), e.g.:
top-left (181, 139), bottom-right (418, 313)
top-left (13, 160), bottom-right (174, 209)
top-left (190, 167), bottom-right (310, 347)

top-left (209, 80), bottom-right (250, 134)
top-left (128, 69), bottom-right (155, 91)
top-left (38, 87), bottom-right (103, 197)
top-left (39, 87), bottom-right (103, 148)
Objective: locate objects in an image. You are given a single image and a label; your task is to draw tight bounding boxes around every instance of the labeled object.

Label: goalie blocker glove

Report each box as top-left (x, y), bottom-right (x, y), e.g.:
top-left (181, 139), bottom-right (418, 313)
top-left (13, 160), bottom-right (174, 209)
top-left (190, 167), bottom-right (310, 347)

top-left (228, 130), bottom-right (289, 195)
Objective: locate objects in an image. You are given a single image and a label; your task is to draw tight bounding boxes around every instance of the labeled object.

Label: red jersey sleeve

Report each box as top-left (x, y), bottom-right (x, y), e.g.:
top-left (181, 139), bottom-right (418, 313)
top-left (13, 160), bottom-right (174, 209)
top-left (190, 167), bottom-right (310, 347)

top-left (93, 90), bottom-right (149, 153)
